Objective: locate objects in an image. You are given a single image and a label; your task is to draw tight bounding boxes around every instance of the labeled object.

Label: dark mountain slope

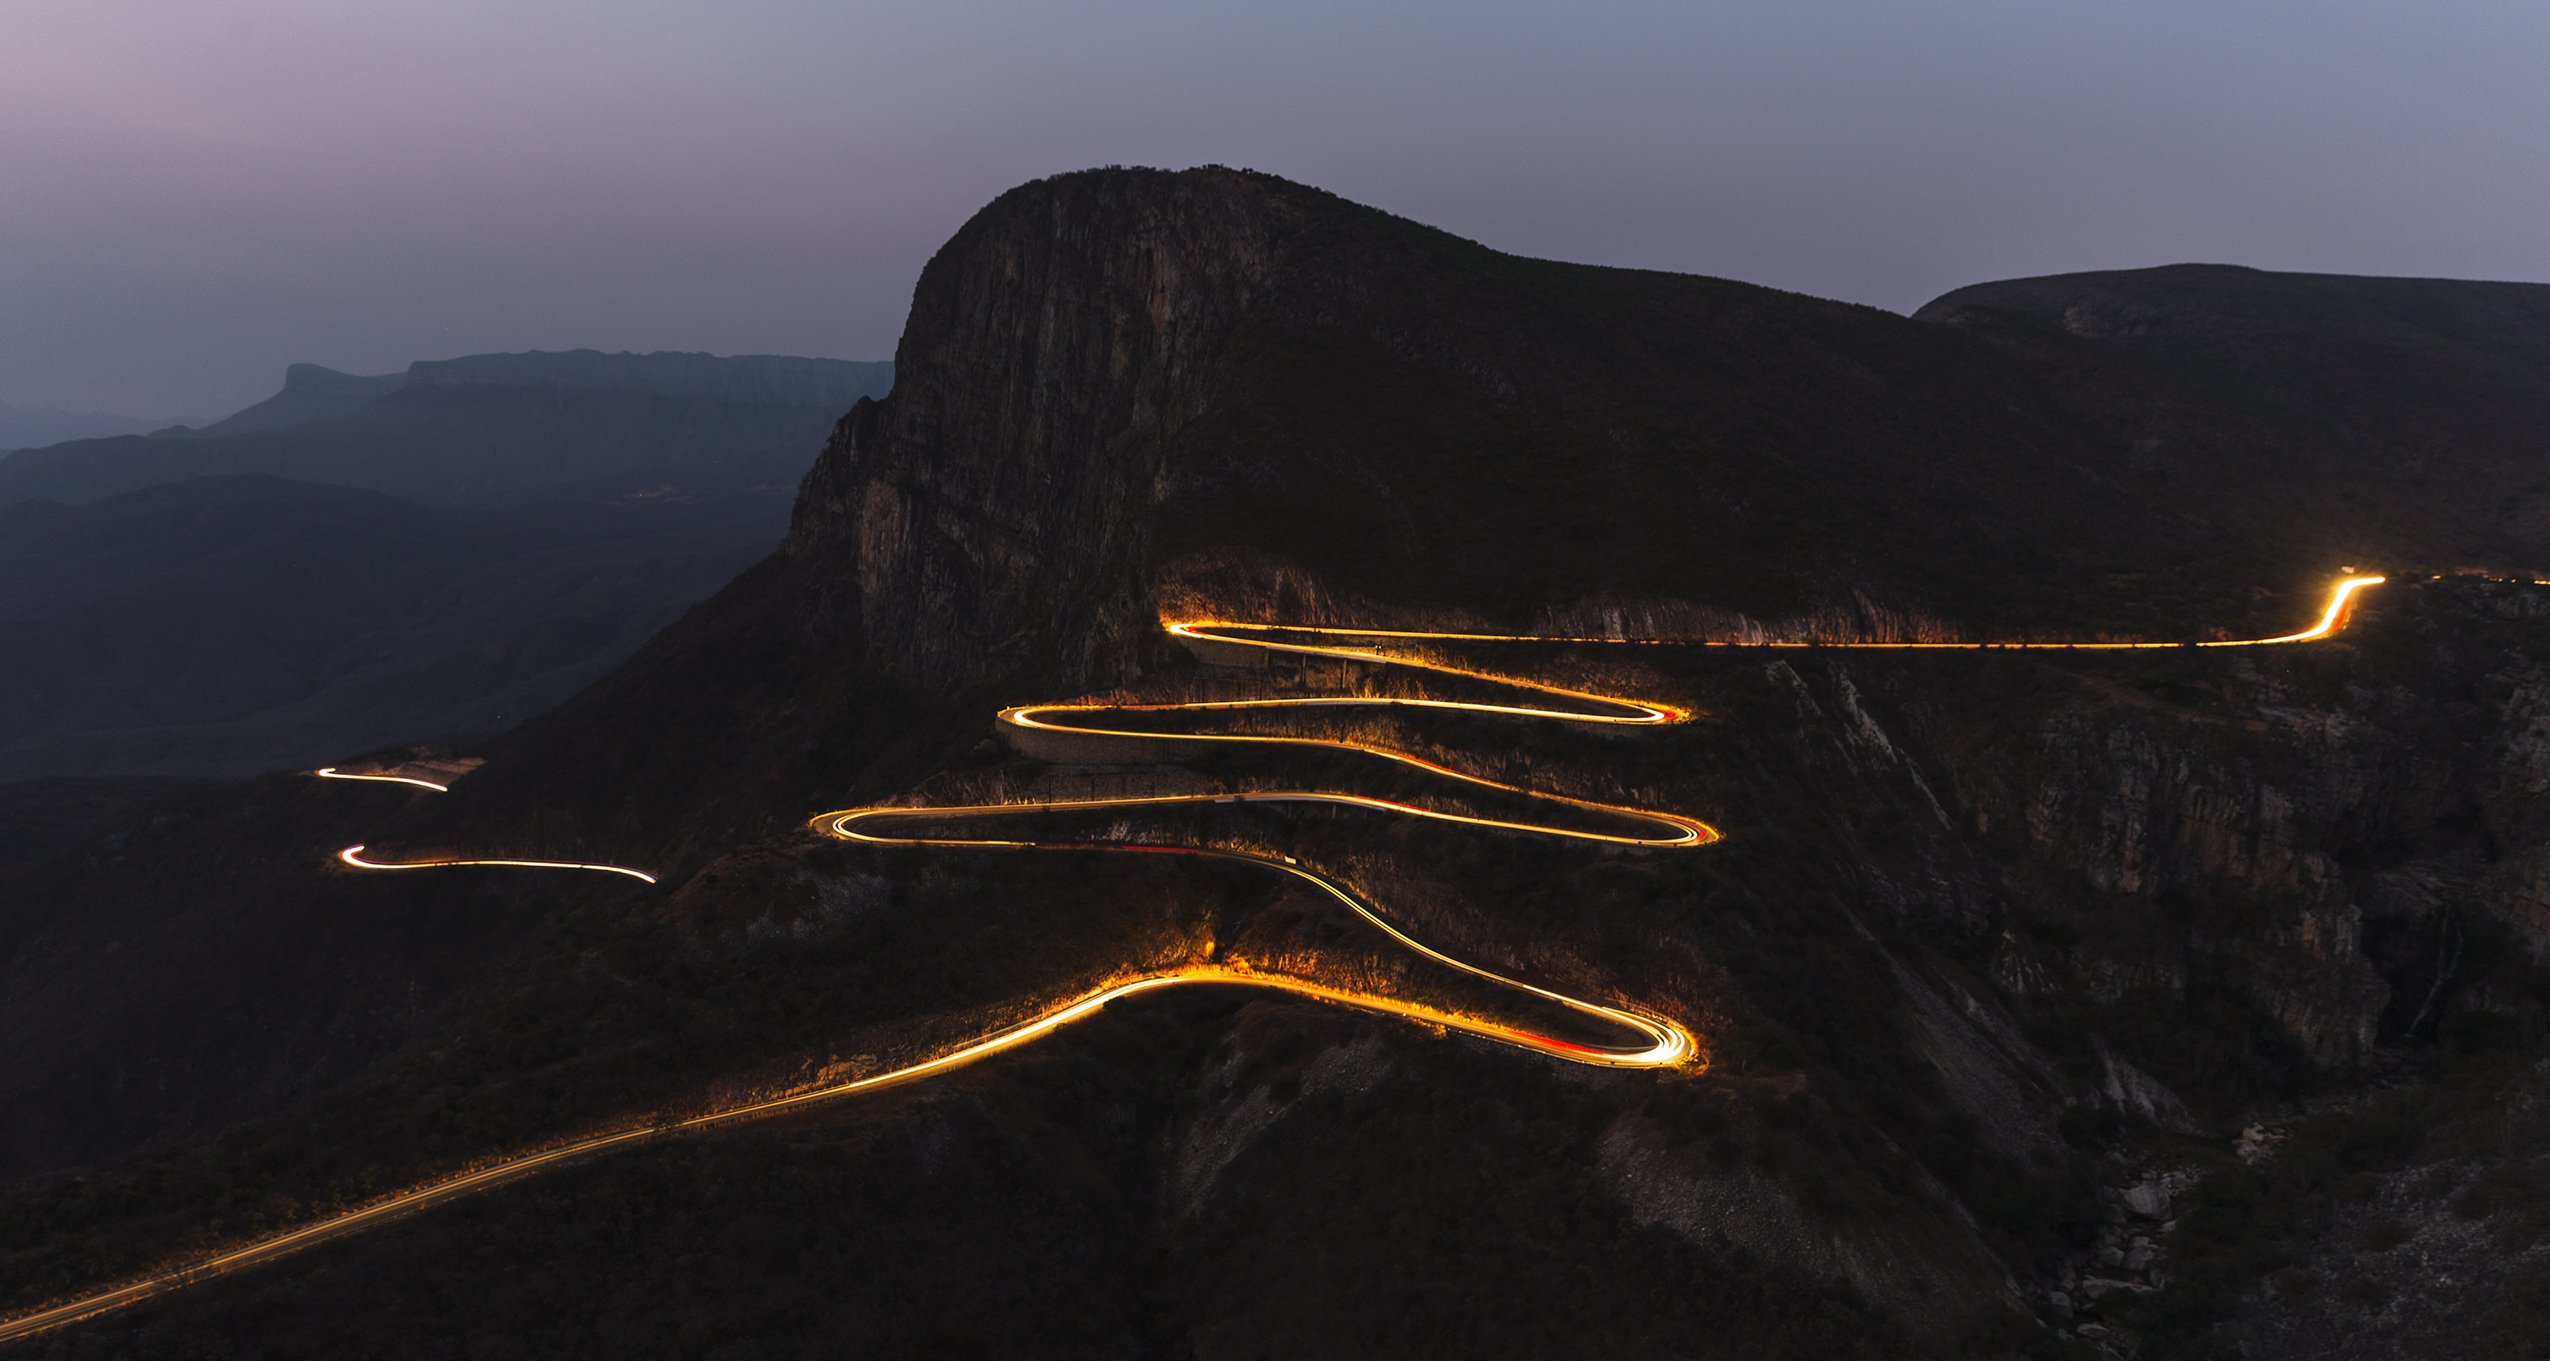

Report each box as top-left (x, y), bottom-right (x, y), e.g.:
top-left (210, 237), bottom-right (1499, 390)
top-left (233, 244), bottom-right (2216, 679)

top-left (0, 349), bottom-right (893, 780)
top-left (0, 351), bottom-right (893, 511)
top-left (1919, 264), bottom-right (2550, 557)
top-left (0, 474), bottom-right (785, 780)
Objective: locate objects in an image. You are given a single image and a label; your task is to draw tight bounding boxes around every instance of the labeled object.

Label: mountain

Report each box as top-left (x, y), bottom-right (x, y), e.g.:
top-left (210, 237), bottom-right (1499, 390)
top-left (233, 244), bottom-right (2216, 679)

top-left (0, 350), bottom-right (891, 781)
top-left (404, 349), bottom-right (893, 408)
top-left (1919, 264), bottom-right (2550, 556)
top-left (189, 363), bottom-right (406, 437)
top-left (0, 350), bottom-right (894, 511)
top-left (0, 474), bottom-right (788, 781)
top-left (0, 400), bottom-right (192, 451)
top-left (5, 170), bottom-right (2548, 1359)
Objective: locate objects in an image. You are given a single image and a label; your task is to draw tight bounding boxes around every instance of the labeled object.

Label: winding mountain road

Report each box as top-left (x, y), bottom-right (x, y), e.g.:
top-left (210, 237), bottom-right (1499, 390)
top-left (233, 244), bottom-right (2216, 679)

top-left (0, 575), bottom-right (2387, 1345)
top-left (334, 843), bottom-right (661, 883)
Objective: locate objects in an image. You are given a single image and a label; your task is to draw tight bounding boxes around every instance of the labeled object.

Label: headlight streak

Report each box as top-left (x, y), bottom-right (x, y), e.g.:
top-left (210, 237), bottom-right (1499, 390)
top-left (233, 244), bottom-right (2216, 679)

top-left (336, 844), bottom-right (660, 885)
top-left (810, 574), bottom-right (2391, 1076)
top-left (312, 766), bottom-right (451, 792)
top-left (1169, 574), bottom-right (2385, 653)
top-left (312, 767), bottom-right (659, 883)
top-left (817, 619), bottom-right (1724, 1071)
top-left (0, 574), bottom-right (2398, 1345)
top-left (818, 820), bottom-right (1695, 1068)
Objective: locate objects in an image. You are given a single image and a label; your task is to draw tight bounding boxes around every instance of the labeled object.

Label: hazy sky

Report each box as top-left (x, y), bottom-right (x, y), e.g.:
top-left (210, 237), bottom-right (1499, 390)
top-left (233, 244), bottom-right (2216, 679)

top-left (6, 1), bottom-right (2546, 418)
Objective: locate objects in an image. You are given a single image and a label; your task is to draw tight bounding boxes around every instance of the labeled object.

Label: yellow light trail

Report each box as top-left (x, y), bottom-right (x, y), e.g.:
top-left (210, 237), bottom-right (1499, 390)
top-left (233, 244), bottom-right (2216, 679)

top-left (0, 573), bottom-right (2388, 1345)
top-left (335, 844), bottom-right (660, 885)
top-left (312, 768), bottom-right (659, 884)
top-left (312, 765), bottom-right (450, 792)
top-left (816, 610), bottom-right (1724, 1068)
top-left (821, 813), bottom-right (1694, 1066)
top-left (812, 574), bottom-right (2391, 1073)
top-left (1167, 573), bottom-right (2387, 653)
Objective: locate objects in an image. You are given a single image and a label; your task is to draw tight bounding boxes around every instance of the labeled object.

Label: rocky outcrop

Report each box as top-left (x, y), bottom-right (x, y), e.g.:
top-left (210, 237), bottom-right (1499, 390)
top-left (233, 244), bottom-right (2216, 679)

top-left (785, 169), bottom-right (1297, 692)
top-left (1993, 701), bottom-right (2394, 1066)
top-left (1898, 587), bottom-right (2550, 1082)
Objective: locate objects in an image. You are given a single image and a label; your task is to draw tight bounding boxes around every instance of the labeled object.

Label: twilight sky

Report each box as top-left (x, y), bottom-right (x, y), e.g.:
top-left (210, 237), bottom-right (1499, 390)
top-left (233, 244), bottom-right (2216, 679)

top-left (6, 1), bottom-right (2547, 419)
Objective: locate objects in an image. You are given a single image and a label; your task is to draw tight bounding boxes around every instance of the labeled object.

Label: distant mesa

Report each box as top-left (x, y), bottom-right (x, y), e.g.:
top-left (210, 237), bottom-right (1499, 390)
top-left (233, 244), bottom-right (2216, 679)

top-left (0, 349), bottom-right (894, 512)
top-left (190, 363), bottom-right (406, 437)
top-left (197, 350), bottom-right (894, 439)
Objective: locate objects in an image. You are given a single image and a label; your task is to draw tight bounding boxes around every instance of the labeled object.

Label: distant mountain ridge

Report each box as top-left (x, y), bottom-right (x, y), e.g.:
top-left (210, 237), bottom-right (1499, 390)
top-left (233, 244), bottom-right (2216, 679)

top-left (0, 349), bottom-right (891, 779)
top-left (0, 400), bottom-right (194, 451)
top-left (403, 349), bottom-right (891, 408)
top-left (191, 363), bottom-right (405, 437)
top-left (0, 471), bottom-right (792, 781)
top-left (1918, 264), bottom-right (2550, 548)
top-left (0, 349), bottom-right (893, 511)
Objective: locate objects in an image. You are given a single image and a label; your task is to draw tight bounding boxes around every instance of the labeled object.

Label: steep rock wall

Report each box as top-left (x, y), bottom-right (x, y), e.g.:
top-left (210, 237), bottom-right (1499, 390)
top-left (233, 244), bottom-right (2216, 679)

top-left (786, 169), bottom-right (1292, 692)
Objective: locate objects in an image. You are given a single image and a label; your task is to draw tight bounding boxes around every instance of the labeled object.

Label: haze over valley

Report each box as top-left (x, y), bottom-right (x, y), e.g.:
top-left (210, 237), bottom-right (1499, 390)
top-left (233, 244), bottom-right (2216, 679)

top-left (0, 351), bottom-right (889, 780)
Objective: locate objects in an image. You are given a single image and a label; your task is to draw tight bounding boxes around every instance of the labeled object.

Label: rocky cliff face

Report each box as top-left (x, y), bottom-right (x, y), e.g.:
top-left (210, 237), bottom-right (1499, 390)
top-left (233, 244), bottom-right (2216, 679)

top-left (773, 174), bottom-right (2550, 708)
top-left (1907, 585), bottom-right (2550, 1087)
top-left (785, 170), bottom-right (1294, 692)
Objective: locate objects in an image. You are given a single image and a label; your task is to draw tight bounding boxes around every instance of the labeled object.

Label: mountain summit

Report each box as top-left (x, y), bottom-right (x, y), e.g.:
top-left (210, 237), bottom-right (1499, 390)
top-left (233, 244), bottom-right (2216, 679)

top-left (784, 170), bottom-right (2539, 698)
